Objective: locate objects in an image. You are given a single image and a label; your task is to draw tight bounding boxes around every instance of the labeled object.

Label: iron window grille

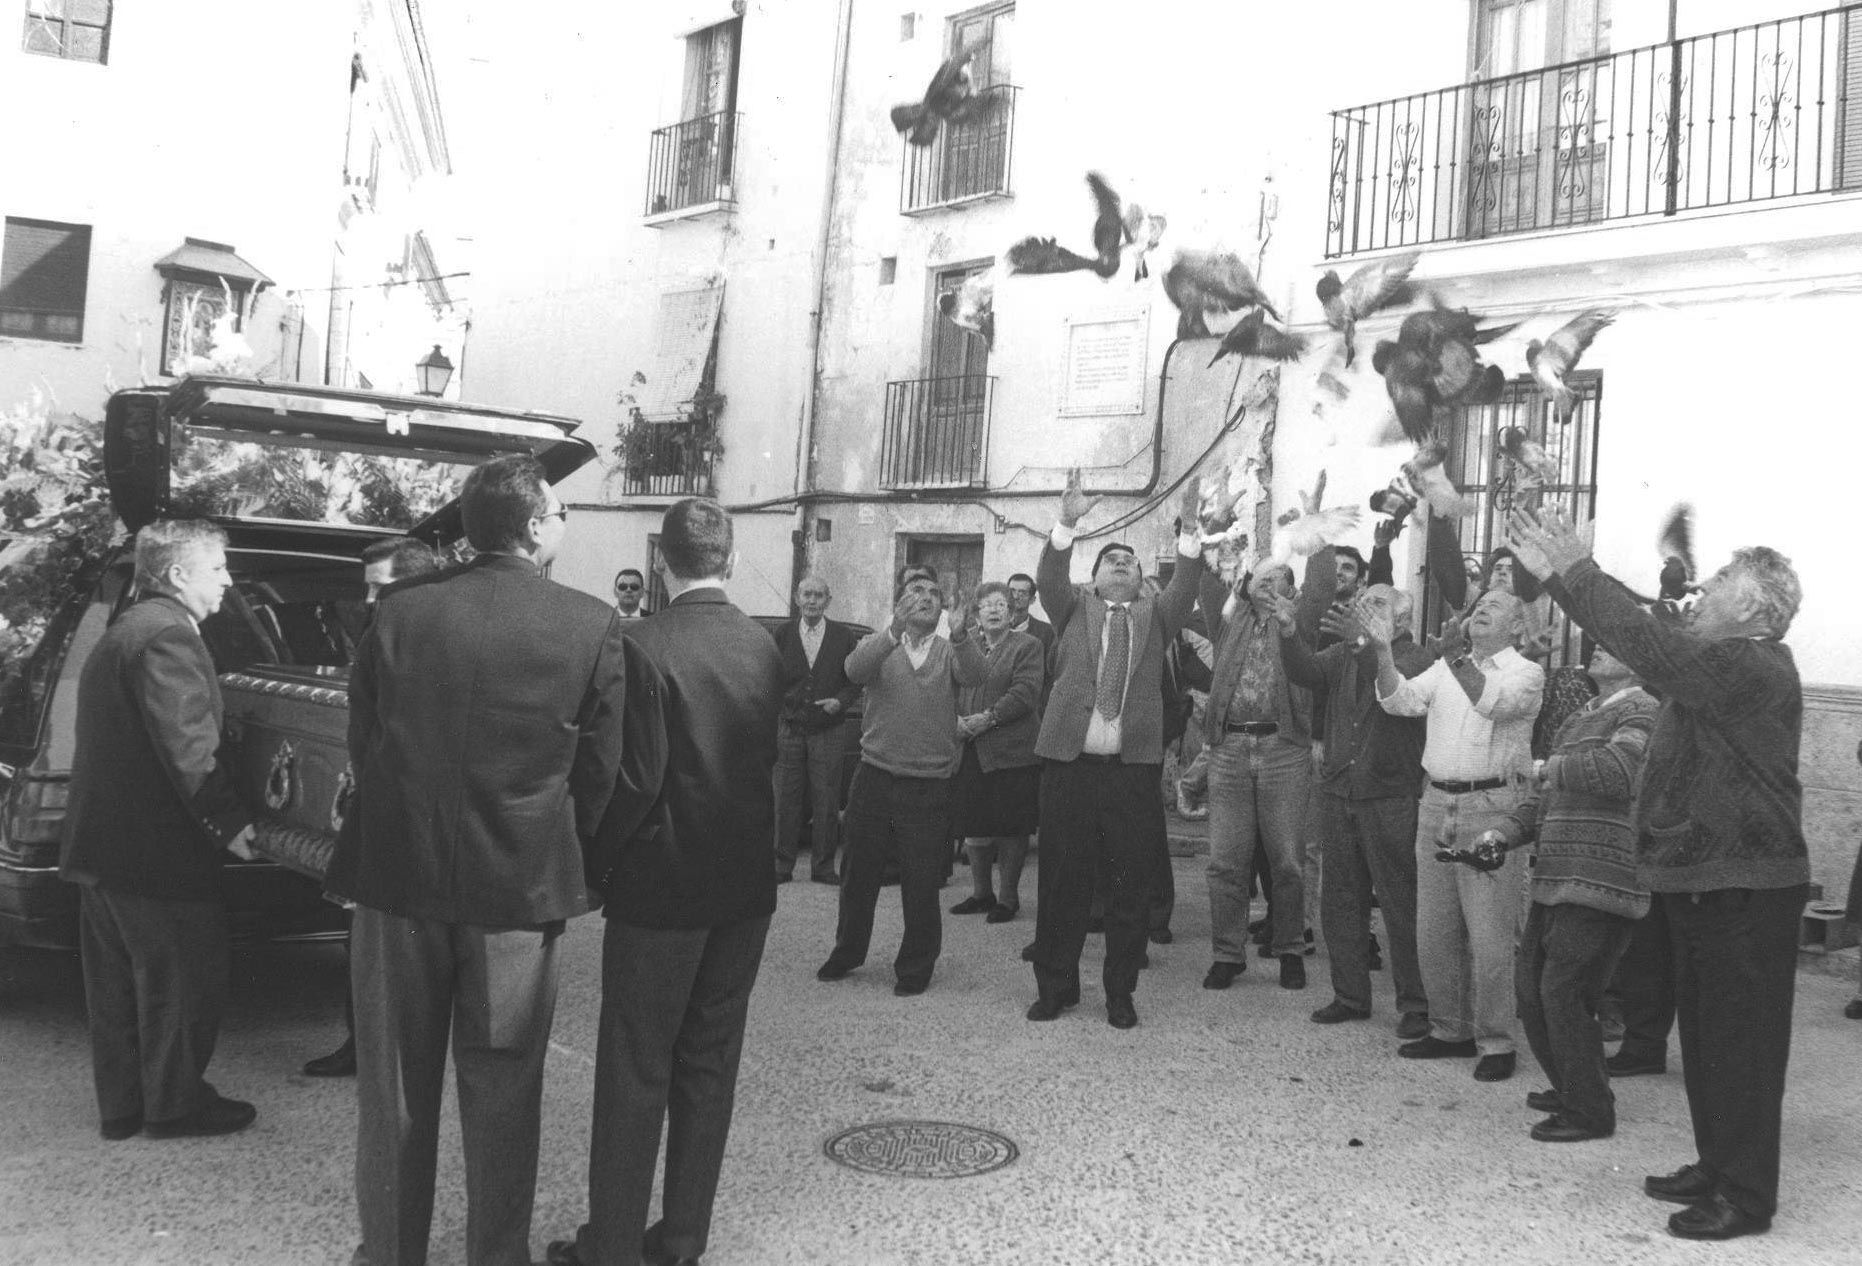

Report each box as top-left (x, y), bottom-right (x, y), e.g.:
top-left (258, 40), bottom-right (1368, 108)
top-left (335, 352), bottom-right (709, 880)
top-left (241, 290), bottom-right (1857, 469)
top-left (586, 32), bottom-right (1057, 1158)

top-left (880, 375), bottom-right (994, 490)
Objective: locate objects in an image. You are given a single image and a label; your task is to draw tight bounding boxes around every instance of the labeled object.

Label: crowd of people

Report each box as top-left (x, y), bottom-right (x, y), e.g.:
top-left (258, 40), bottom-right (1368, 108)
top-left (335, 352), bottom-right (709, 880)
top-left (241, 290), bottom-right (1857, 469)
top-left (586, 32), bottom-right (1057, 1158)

top-left (54, 451), bottom-right (1835, 1258)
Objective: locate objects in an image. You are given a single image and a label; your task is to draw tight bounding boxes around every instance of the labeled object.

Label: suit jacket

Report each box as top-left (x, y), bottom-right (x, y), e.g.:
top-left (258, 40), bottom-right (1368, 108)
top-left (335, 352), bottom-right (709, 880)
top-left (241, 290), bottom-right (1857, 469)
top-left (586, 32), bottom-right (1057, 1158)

top-left (595, 588), bottom-right (784, 930)
top-left (1034, 541), bottom-right (1202, 765)
top-left (60, 595), bottom-right (252, 902)
top-left (327, 554), bottom-right (632, 926)
top-left (1281, 629), bottom-right (1430, 800)
top-left (772, 616), bottom-right (860, 731)
top-left (1013, 616), bottom-right (1056, 655)
top-left (958, 629), bottom-right (1044, 771)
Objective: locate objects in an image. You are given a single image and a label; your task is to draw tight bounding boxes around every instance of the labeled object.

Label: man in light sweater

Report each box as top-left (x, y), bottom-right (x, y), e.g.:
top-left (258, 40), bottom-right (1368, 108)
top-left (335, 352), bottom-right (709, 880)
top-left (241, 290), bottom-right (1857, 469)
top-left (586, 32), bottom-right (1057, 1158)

top-left (816, 574), bottom-right (987, 996)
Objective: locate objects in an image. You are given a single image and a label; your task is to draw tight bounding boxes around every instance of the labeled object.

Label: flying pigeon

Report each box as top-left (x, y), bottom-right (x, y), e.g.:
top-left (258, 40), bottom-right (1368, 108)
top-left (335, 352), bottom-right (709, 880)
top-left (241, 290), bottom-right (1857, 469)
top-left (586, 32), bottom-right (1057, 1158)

top-left (1657, 502), bottom-right (1697, 600)
top-left (1266, 470), bottom-right (1360, 569)
top-left (1315, 249), bottom-right (1420, 368)
top-left (1527, 308), bottom-right (1613, 423)
top-left (890, 39), bottom-right (991, 146)
top-left (1402, 438), bottom-right (1476, 518)
top-left (1122, 202), bottom-right (1167, 282)
top-left (1498, 425), bottom-right (1557, 486)
top-left (936, 270), bottom-right (995, 349)
top-left (1004, 172), bottom-right (1124, 280)
top-left (1162, 250), bottom-right (1281, 340)
top-left (1372, 299), bottom-right (1515, 445)
top-left (1206, 309), bottom-right (1307, 369)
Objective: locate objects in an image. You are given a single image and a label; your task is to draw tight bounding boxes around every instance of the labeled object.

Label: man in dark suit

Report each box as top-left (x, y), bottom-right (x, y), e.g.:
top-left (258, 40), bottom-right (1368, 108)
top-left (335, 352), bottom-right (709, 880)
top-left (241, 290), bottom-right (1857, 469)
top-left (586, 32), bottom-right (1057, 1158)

top-left (551, 499), bottom-right (782, 1266)
top-left (1025, 470), bottom-right (1203, 1030)
top-left (771, 573), bottom-right (858, 884)
top-left (61, 519), bottom-right (257, 1141)
top-left (327, 455), bottom-right (633, 1266)
top-left (613, 567), bottom-right (650, 618)
top-left (1006, 572), bottom-right (1055, 656)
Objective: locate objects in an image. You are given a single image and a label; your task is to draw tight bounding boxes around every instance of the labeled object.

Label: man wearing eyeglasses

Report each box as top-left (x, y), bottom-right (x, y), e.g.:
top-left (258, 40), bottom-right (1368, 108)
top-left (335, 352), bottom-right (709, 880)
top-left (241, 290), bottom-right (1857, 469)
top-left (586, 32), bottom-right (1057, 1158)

top-left (613, 568), bottom-right (650, 618)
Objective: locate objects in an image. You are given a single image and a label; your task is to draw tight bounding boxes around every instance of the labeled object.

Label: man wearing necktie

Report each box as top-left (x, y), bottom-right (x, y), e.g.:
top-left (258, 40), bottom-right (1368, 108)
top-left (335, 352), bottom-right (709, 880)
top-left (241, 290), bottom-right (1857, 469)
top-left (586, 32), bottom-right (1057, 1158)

top-left (1024, 470), bottom-right (1203, 1030)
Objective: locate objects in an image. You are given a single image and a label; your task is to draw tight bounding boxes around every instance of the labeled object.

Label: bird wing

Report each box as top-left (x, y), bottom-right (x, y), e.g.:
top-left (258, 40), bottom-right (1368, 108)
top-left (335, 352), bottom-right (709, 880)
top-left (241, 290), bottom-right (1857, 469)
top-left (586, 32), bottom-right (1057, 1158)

top-left (1255, 321), bottom-right (1308, 362)
top-left (889, 102), bottom-right (926, 136)
top-left (1006, 236), bottom-right (1099, 275)
top-left (1085, 172), bottom-right (1124, 274)
top-left (1543, 308), bottom-right (1614, 373)
top-left (1431, 339), bottom-right (1480, 398)
top-left (1342, 249), bottom-right (1421, 319)
top-left (1657, 502), bottom-right (1695, 580)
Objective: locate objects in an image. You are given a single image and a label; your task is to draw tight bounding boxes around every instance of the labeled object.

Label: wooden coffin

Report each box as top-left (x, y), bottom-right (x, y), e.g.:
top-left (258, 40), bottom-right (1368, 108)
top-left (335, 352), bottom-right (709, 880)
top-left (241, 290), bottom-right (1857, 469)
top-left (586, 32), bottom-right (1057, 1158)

top-left (219, 665), bottom-right (352, 882)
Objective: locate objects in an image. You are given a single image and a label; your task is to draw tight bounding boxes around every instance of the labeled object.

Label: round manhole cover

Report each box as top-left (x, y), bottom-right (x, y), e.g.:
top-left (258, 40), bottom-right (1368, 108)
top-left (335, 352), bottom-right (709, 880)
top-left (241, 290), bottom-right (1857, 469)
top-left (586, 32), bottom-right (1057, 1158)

top-left (823, 1120), bottom-right (1018, 1179)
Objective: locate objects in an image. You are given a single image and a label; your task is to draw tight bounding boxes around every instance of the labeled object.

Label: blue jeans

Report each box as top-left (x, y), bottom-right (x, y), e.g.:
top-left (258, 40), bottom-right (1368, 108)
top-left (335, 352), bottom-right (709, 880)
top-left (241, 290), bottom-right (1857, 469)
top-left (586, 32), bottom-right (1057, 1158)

top-left (1413, 783), bottom-right (1526, 1054)
top-left (1206, 733), bottom-right (1310, 960)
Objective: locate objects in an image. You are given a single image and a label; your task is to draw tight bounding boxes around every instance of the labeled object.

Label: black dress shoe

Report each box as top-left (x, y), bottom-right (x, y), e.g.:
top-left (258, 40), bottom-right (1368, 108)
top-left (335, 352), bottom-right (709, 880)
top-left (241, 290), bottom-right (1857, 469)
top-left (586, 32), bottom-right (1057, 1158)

top-left (1106, 995), bottom-right (1138, 1029)
top-left (775, 872), bottom-right (793, 885)
top-left (1020, 941), bottom-right (1037, 962)
top-left (1644, 1163), bottom-right (1716, 1205)
top-left (811, 871), bottom-right (841, 886)
top-left (545, 1239), bottom-right (584, 1266)
top-left (144, 1095), bottom-right (257, 1138)
top-left (1525, 1088), bottom-right (1563, 1113)
top-left (1278, 954), bottom-right (1306, 990)
top-left (950, 895), bottom-right (994, 915)
top-left (1668, 1193), bottom-right (1770, 1241)
top-left (986, 903), bottom-right (1018, 923)
top-left (1606, 1050), bottom-right (1666, 1077)
top-left (1136, 950), bottom-right (1150, 970)
top-left (815, 959), bottom-right (854, 982)
top-left (302, 1039), bottom-right (356, 1078)
top-left (1399, 1035), bottom-right (1477, 1059)
top-left (1149, 927), bottom-right (1174, 944)
top-left (1473, 1052), bottom-right (1516, 1082)
top-left (1026, 988), bottom-right (1080, 1021)
top-left (1530, 1113), bottom-right (1610, 1142)
top-left (100, 1112), bottom-right (142, 1140)
top-left (1310, 1000), bottom-right (1370, 1024)
top-left (893, 979), bottom-right (928, 997)
top-left (1845, 998), bottom-right (1862, 1020)
top-left (1203, 960), bottom-right (1245, 990)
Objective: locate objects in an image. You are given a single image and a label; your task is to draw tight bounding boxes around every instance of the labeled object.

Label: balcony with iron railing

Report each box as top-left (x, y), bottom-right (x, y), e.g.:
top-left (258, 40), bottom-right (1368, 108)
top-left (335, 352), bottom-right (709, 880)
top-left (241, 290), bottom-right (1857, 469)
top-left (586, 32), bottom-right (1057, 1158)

top-left (644, 110), bottom-right (741, 224)
top-left (615, 421), bottom-right (718, 498)
top-left (1325, 4), bottom-right (1862, 257)
top-left (879, 375), bottom-right (994, 489)
top-left (900, 85), bottom-right (1019, 214)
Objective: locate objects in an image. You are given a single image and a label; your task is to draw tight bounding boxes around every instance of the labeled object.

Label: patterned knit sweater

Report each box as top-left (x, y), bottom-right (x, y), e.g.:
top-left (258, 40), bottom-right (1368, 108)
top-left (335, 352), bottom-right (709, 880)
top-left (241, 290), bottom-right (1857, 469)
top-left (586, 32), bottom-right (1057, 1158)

top-left (1496, 686), bottom-right (1659, 919)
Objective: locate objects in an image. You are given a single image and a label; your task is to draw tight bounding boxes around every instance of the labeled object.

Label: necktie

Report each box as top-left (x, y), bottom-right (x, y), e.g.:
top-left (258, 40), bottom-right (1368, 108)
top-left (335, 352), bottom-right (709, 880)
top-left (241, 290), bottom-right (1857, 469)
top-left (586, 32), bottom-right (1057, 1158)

top-left (1096, 605), bottom-right (1130, 720)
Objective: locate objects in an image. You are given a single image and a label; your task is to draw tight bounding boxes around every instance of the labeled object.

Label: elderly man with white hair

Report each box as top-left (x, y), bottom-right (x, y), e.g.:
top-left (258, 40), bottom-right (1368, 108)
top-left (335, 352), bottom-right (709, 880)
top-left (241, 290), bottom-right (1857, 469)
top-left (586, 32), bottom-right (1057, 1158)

top-left (1275, 582), bottom-right (1432, 1039)
top-left (1507, 507), bottom-right (1808, 1244)
top-left (1363, 585), bottom-right (1544, 1083)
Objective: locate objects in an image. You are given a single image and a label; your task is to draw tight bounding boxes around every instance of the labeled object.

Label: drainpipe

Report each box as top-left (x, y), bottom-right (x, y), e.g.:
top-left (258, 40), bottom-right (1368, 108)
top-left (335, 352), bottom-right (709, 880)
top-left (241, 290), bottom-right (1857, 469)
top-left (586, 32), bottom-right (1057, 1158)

top-left (794, 0), bottom-right (855, 600)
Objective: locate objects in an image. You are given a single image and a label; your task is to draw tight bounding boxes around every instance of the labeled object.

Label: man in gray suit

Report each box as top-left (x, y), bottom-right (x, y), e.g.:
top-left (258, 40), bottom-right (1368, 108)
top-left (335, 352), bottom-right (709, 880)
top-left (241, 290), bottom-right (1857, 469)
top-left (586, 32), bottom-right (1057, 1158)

top-left (328, 455), bottom-right (635, 1266)
top-left (1025, 470), bottom-right (1203, 1030)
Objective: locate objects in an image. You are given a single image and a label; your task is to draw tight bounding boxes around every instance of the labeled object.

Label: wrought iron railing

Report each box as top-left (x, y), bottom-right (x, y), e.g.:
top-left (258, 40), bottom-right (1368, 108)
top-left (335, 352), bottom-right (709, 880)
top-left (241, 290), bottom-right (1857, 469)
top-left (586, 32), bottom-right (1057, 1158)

top-left (880, 375), bottom-right (994, 489)
top-left (1326, 4), bottom-right (1862, 256)
top-left (645, 111), bottom-right (740, 218)
top-left (900, 85), bottom-right (1018, 213)
top-left (617, 423), bottom-right (717, 498)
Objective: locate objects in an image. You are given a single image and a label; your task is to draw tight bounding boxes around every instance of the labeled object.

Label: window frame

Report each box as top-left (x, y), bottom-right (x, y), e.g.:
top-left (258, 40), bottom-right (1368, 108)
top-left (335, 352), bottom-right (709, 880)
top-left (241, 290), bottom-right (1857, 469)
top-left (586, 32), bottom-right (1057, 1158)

top-left (20, 0), bottom-right (112, 64)
top-left (0, 216), bottom-right (93, 344)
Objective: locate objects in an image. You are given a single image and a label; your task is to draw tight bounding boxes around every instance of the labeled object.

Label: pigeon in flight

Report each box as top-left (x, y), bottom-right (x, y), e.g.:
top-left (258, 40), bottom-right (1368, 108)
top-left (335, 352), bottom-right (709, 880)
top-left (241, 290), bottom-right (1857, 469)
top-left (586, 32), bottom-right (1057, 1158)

top-left (1316, 249), bottom-right (1420, 368)
top-left (1122, 202), bottom-right (1167, 282)
top-left (1527, 308), bottom-right (1613, 423)
top-left (1373, 299), bottom-right (1516, 445)
top-left (1497, 425), bottom-right (1557, 486)
top-left (1657, 502), bottom-right (1697, 600)
top-left (890, 38), bottom-right (991, 146)
top-left (1402, 438), bottom-right (1476, 518)
top-left (1004, 172), bottom-right (1124, 279)
top-left (1162, 250), bottom-right (1280, 340)
top-left (1207, 309), bottom-right (1307, 369)
top-left (937, 269), bottom-right (995, 349)
top-left (1267, 471), bottom-right (1361, 569)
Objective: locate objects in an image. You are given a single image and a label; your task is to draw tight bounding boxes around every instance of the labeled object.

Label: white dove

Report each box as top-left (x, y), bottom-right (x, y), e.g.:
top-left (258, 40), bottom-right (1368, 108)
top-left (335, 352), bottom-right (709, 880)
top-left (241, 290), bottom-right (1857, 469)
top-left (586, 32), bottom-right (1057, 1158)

top-left (1266, 470), bottom-right (1361, 569)
top-left (1401, 439), bottom-right (1476, 518)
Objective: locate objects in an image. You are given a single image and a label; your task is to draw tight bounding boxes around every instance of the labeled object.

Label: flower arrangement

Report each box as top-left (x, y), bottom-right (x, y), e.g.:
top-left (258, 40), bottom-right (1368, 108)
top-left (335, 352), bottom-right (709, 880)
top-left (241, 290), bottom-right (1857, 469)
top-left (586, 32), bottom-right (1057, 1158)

top-left (609, 371), bottom-right (726, 498)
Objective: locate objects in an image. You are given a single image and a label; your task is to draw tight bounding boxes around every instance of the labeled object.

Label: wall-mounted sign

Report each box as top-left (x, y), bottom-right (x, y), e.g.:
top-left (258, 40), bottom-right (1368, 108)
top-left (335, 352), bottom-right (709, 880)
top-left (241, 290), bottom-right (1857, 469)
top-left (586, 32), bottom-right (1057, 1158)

top-left (1058, 308), bottom-right (1149, 417)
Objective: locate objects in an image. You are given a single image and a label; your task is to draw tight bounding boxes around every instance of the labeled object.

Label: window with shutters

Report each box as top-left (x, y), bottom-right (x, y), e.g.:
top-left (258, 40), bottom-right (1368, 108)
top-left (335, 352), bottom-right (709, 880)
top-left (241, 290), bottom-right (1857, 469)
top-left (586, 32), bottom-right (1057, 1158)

top-left (21, 0), bottom-right (110, 63)
top-left (0, 218), bottom-right (91, 343)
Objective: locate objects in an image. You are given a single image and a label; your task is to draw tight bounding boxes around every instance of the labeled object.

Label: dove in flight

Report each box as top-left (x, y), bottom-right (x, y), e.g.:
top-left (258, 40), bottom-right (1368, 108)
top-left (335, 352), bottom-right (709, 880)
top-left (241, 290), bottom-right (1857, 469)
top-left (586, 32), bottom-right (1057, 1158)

top-left (1402, 438), bottom-right (1476, 518)
top-left (936, 269), bottom-right (995, 349)
top-left (890, 38), bottom-right (991, 146)
top-left (1004, 172), bottom-right (1125, 279)
top-left (1315, 249), bottom-right (1420, 368)
top-left (1162, 249), bottom-right (1281, 340)
top-left (1527, 308), bottom-right (1613, 423)
top-left (1122, 202), bottom-right (1167, 282)
top-left (1206, 309), bottom-right (1308, 369)
top-left (1266, 470), bottom-right (1360, 569)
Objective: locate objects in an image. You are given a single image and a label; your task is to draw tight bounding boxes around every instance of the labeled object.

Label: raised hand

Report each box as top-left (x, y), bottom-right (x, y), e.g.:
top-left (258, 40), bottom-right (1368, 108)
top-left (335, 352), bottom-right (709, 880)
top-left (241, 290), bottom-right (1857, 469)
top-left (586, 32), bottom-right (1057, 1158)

top-left (1357, 595), bottom-right (1396, 647)
top-left (1424, 613), bottom-right (1466, 660)
top-left (1320, 600), bottom-right (1363, 645)
top-left (1506, 505), bottom-right (1592, 579)
top-left (1059, 466), bottom-right (1100, 528)
top-left (1269, 592), bottom-right (1299, 636)
top-left (1373, 516), bottom-right (1404, 548)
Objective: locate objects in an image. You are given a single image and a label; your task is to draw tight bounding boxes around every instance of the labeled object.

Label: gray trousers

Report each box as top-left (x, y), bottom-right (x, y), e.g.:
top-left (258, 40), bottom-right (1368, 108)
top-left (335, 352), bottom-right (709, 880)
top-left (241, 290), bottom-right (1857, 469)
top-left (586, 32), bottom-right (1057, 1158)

top-left (77, 884), bottom-right (228, 1125)
top-left (350, 906), bottom-right (562, 1266)
top-left (571, 915), bottom-right (771, 1266)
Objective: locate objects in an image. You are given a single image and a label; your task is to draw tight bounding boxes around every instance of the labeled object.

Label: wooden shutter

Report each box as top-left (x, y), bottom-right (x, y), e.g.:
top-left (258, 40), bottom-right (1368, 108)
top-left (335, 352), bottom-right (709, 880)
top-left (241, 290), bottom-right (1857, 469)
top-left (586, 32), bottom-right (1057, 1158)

top-left (0, 218), bottom-right (91, 340)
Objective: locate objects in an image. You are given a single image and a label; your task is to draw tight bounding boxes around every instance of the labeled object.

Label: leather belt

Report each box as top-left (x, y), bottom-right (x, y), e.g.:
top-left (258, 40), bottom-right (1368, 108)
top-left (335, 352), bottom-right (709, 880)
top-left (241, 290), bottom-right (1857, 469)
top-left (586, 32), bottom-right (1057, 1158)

top-left (1074, 752), bottom-right (1122, 764)
top-left (1225, 721), bottom-right (1278, 736)
top-left (1430, 776), bottom-right (1507, 794)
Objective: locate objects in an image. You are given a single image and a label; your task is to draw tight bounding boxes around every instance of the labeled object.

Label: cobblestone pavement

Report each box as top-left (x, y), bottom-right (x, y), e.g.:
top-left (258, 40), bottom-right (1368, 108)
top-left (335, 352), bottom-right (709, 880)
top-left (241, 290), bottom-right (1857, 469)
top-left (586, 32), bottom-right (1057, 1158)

top-left (3, 857), bottom-right (1859, 1265)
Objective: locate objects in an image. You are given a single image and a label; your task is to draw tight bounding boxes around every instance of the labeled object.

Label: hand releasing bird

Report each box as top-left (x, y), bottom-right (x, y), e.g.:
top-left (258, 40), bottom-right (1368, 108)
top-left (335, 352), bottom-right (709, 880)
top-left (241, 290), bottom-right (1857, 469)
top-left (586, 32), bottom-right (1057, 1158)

top-left (1196, 456), bottom-right (1262, 544)
top-left (1122, 202), bottom-right (1167, 282)
top-left (1206, 309), bottom-right (1307, 369)
top-left (936, 269), bottom-right (996, 349)
top-left (890, 38), bottom-right (990, 146)
top-left (1162, 250), bottom-right (1281, 340)
top-left (1527, 308), bottom-right (1613, 423)
top-left (1498, 425), bottom-right (1557, 486)
top-left (1316, 249), bottom-right (1420, 368)
top-left (1368, 481), bottom-right (1418, 521)
top-left (1372, 299), bottom-right (1517, 445)
top-left (1401, 438), bottom-right (1476, 518)
top-left (1005, 172), bottom-right (1125, 280)
top-left (1267, 470), bottom-right (1360, 569)
top-left (1657, 502), bottom-right (1697, 600)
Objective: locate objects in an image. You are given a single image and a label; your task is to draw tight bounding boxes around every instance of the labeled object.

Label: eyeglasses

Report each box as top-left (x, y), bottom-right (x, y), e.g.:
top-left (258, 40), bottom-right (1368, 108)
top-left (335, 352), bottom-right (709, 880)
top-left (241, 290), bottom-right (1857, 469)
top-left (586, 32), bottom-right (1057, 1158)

top-left (615, 583), bottom-right (643, 592)
top-left (538, 507), bottom-right (569, 523)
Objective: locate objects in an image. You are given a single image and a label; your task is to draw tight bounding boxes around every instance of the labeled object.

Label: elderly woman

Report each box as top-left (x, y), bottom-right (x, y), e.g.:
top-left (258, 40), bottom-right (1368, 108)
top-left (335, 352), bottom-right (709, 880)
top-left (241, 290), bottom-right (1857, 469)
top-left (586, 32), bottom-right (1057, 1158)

top-left (948, 581), bottom-right (1045, 922)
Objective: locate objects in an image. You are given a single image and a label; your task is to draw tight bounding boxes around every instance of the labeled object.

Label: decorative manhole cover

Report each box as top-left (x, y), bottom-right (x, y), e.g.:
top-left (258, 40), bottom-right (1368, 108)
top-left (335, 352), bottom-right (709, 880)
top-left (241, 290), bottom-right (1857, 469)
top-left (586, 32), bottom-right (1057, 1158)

top-left (823, 1120), bottom-right (1018, 1179)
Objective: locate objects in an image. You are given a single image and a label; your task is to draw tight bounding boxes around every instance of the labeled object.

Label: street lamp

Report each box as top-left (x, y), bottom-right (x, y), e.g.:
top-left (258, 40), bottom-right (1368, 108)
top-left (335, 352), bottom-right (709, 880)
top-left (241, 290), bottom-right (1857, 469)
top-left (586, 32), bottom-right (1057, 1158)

top-left (414, 345), bottom-right (454, 398)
